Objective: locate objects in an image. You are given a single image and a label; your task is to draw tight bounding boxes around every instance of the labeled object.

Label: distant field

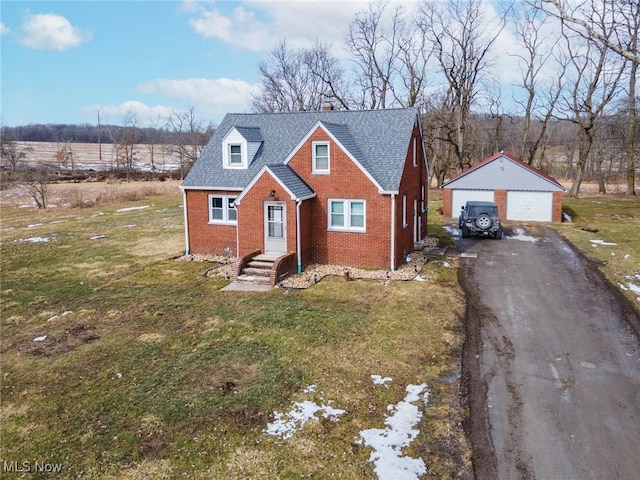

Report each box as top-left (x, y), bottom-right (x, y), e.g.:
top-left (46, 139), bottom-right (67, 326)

top-left (13, 141), bottom-right (184, 173)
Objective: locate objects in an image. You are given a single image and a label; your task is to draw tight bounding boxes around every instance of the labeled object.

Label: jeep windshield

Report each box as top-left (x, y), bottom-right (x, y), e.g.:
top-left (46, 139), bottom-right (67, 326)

top-left (467, 205), bottom-right (498, 217)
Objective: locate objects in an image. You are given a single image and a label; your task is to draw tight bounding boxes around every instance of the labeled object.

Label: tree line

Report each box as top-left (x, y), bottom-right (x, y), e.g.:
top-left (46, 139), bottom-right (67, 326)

top-left (250, 0), bottom-right (638, 196)
top-left (1, 107), bottom-right (214, 208)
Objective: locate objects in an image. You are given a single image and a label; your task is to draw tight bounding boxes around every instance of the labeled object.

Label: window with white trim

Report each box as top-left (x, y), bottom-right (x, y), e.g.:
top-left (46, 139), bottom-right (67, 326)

top-left (229, 144), bottom-right (242, 165)
top-left (402, 194), bottom-right (408, 228)
top-left (312, 142), bottom-right (330, 174)
top-left (328, 199), bottom-right (365, 231)
top-left (413, 137), bottom-right (417, 167)
top-left (209, 195), bottom-right (237, 224)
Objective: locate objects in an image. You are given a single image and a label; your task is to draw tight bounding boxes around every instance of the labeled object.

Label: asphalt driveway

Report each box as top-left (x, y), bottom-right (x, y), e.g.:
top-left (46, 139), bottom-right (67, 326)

top-left (455, 226), bottom-right (640, 480)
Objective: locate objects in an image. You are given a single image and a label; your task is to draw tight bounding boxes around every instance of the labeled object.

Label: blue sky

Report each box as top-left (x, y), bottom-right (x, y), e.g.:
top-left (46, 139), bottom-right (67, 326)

top-left (1, 1), bottom-right (550, 128)
top-left (1, 0), bottom-right (373, 127)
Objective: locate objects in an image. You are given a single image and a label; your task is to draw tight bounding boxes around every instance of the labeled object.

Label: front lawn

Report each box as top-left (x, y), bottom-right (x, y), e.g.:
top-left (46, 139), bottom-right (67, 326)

top-left (558, 194), bottom-right (640, 312)
top-left (0, 191), bottom-right (471, 479)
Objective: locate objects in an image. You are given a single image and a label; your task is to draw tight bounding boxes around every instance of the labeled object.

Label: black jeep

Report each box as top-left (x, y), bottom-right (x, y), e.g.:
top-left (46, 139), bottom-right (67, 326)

top-left (459, 201), bottom-right (503, 239)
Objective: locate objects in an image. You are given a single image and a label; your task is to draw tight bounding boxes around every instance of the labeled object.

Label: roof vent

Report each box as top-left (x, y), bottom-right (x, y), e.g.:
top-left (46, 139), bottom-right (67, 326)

top-left (321, 102), bottom-right (334, 111)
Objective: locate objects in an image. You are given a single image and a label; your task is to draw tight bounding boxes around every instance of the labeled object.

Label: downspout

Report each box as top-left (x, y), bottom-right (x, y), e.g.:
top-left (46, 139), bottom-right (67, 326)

top-left (296, 200), bottom-right (302, 273)
top-left (390, 194), bottom-right (396, 272)
top-left (235, 204), bottom-right (240, 258)
top-left (182, 189), bottom-right (190, 255)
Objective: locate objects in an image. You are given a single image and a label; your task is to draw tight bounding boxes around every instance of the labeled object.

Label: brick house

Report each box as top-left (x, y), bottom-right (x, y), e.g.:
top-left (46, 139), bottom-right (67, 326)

top-left (181, 107), bottom-right (428, 281)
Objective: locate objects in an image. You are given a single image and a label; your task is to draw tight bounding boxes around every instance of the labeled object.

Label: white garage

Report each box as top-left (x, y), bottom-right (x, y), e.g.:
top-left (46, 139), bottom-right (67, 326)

top-left (507, 191), bottom-right (553, 222)
top-left (451, 190), bottom-right (495, 216)
top-left (441, 152), bottom-right (565, 222)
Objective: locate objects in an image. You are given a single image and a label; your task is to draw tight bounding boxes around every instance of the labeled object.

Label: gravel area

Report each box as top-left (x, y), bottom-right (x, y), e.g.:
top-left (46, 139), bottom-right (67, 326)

top-left (177, 237), bottom-right (442, 289)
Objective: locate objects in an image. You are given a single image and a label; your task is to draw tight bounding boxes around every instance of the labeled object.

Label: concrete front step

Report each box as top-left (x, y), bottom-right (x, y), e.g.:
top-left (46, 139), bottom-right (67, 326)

top-left (237, 274), bottom-right (271, 285)
top-left (247, 260), bottom-right (274, 269)
top-left (242, 267), bottom-right (271, 277)
top-left (253, 253), bottom-right (281, 262)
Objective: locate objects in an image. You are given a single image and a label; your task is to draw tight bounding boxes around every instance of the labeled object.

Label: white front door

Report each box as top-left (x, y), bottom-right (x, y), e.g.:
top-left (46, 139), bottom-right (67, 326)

top-left (264, 202), bottom-right (287, 253)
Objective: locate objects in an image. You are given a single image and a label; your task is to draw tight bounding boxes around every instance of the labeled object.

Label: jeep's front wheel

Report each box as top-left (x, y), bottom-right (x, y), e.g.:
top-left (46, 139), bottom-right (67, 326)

top-left (476, 213), bottom-right (493, 230)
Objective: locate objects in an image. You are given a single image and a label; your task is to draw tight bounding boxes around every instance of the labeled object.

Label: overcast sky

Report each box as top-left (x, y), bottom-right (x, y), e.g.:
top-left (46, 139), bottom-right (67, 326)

top-left (1, 0), bottom-right (534, 127)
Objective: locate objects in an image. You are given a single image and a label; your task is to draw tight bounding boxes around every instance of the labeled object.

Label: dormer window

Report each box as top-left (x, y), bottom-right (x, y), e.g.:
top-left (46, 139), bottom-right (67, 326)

top-left (312, 142), bottom-right (330, 174)
top-left (222, 126), bottom-right (262, 169)
top-left (229, 144), bottom-right (242, 165)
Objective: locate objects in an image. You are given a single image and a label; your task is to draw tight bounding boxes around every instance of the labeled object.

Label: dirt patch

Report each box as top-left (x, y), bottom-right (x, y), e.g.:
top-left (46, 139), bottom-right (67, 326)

top-left (459, 262), bottom-right (498, 480)
top-left (19, 323), bottom-right (100, 357)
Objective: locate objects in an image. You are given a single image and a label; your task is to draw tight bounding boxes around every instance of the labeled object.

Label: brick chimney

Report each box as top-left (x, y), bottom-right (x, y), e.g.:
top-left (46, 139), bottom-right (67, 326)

top-left (321, 102), bottom-right (334, 111)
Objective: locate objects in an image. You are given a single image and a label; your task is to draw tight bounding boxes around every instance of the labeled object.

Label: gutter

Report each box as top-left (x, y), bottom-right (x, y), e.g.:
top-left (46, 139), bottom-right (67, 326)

top-left (296, 200), bottom-right (303, 273)
top-left (182, 189), bottom-right (190, 255)
top-left (390, 194), bottom-right (396, 272)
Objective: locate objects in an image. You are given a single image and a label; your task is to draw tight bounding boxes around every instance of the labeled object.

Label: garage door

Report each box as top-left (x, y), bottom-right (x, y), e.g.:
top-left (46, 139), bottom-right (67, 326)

top-left (507, 191), bottom-right (553, 221)
top-left (451, 190), bottom-right (495, 218)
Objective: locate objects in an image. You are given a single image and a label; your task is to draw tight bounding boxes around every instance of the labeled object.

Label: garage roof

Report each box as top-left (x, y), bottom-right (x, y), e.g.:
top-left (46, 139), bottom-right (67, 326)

top-left (440, 152), bottom-right (565, 191)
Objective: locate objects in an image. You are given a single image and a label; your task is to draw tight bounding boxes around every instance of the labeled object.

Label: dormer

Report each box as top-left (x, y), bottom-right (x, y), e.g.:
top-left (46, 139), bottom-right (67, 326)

top-left (222, 126), bottom-right (263, 169)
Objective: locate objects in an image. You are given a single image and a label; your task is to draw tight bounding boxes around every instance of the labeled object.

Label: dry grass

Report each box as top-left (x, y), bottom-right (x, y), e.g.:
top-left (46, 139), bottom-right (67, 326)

top-left (0, 187), bottom-right (472, 479)
top-left (0, 179), bottom-right (181, 208)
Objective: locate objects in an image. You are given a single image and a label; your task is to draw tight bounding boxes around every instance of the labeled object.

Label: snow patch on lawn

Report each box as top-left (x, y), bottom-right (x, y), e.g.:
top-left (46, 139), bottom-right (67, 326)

top-left (14, 236), bottom-right (49, 243)
top-left (116, 205), bottom-right (150, 213)
top-left (264, 387), bottom-right (346, 440)
top-left (359, 382), bottom-right (430, 480)
top-left (618, 273), bottom-right (640, 302)
top-left (372, 375), bottom-right (393, 387)
top-left (590, 239), bottom-right (618, 246)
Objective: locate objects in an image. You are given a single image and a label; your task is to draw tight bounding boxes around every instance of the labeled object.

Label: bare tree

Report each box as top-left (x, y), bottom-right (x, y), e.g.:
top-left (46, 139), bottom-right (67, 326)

top-left (418, 0), bottom-right (508, 170)
top-left (537, 0), bottom-right (640, 65)
top-left (537, 0), bottom-right (639, 194)
top-left (17, 165), bottom-right (52, 209)
top-left (555, 2), bottom-right (626, 196)
top-left (142, 114), bottom-right (166, 177)
top-left (303, 42), bottom-right (352, 110)
top-left (619, 0), bottom-right (639, 194)
top-left (252, 40), bottom-right (329, 112)
top-left (55, 142), bottom-right (76, 173)
top-left (1, 124), bottom-right (33, 172)
top-left (345, 0), bottom-right (429, 109)
top-left (167, 106), bottom-right (212, 179)
top-left (509, 3), bottom-right (566, 165)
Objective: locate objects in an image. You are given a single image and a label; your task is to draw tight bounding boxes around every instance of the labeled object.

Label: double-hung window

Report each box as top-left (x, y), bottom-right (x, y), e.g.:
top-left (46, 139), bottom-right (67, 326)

top-left (329, 199), bottom-right (365, 232)
top-left (228, 144), bottom-right (242, 166)
top-left (312, 142), bottom-right (330, 174)
top-left (209, 195), bottom-right (237, 224)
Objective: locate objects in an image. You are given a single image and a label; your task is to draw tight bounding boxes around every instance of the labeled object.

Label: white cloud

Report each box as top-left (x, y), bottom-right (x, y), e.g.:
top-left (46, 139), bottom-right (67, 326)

top-left (81, 78), bottom-right (258, 126)
top-left (0, 22), bottom-right (9, 35)
top-left (188, 5), bottom-right (271, 51)
top-left (185, 0), bottom-right (372, 54)
top-left (137, 77), bottom-right (260, 116)
top-left (18, 13), bottom-right (91, 51)
top-left (80, 101), bottom-right (176, 126)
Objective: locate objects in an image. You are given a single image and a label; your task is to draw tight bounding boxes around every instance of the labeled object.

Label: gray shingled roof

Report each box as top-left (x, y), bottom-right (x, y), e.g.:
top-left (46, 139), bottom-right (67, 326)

top-left (235, 126), bottom-right (263, 142)
top-left (266, 164), bottom-right (314, 199)
top-left (182, 108), bottom-right (420, 193)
